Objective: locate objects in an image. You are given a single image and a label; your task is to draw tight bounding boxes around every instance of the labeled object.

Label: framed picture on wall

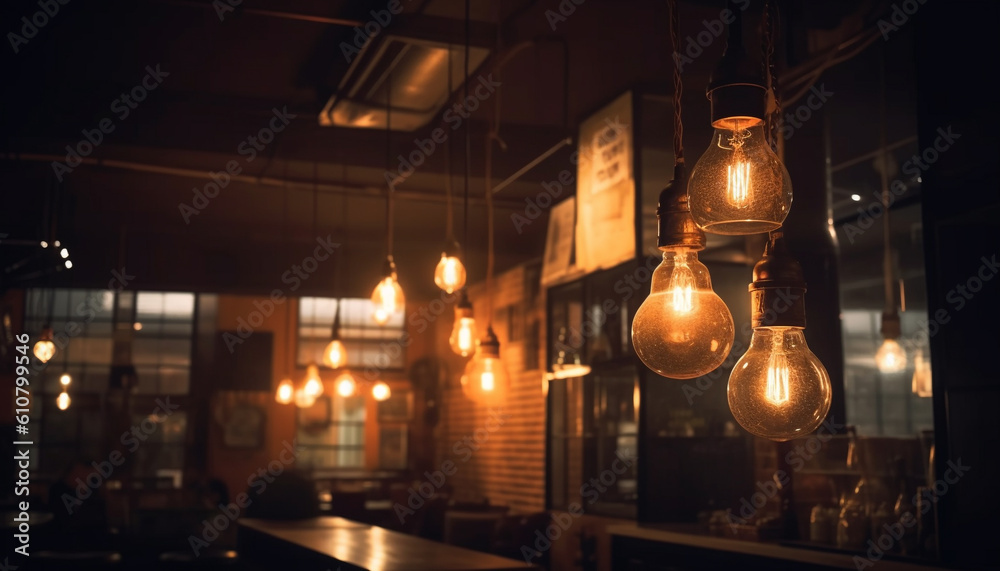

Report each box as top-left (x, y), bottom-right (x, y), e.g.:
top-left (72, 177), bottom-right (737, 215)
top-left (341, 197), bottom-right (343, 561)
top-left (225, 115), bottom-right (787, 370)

top-left (222, 404), bottom-right (265, 449)
top-left (379, 425), bottom-right (408, 469)
top-left (377, 389), bottom-right (412, 422)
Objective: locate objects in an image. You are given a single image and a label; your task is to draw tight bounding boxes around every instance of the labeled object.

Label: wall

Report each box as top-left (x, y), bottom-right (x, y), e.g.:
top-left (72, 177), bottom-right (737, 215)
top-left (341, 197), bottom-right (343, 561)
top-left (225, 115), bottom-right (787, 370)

top-left (432, 262), bottom-right (548, 514)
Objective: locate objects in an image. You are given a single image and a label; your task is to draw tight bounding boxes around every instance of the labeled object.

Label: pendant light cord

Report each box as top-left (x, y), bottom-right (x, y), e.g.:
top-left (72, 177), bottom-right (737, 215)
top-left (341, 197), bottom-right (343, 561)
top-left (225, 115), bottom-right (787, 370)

top-left (762, 0), bottom-right (782, 151)
top-left (668, 0), bottom-right (683, 163)
top-left (879, 44), bottom-right (893, 314)
top-left (463, 0), bottom-right (471, 261)
top-left (386, 73), bottom-right (394, 257)
top-left (445, 45), bottom-right (454, 242)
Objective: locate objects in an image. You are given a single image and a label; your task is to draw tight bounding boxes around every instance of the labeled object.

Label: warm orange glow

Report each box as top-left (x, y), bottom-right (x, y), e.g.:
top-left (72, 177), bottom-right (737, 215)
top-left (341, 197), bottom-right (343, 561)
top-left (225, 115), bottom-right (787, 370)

top-left (336, 371), bottom-right (358, 397)
top-left (304, 364), bottom-right (324, 398)
top-left (371, 275), bottom-right (404, 325)
top-left (323, 339), bottom-right (347, 369)
top-left (33, 339), bottom-right (55, 363)
top-left (56, 391), bottom-right (71, 410)
top-left (59, 373), bottom-right (72, 387)
top-left (434, 254), bottom-right (467, 294)
top-left (371, 381), bottom-right (391, 401)
top-left (275, 378), bottom-right (294, 404)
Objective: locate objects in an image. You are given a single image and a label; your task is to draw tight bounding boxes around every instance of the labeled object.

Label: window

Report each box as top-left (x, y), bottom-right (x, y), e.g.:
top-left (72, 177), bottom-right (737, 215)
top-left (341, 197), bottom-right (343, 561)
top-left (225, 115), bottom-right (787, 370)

top-left (297, 297), bottom-right (406, 370)
top-left (23, 289), bottom-right (194, 481)
top-left (295, 395), bottom-right (366, 469)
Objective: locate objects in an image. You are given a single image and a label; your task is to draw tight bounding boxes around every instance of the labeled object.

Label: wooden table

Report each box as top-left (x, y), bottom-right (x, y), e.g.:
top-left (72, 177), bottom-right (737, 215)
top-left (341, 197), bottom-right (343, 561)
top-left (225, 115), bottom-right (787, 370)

top-left (238, 517), bottom-right (537, 571)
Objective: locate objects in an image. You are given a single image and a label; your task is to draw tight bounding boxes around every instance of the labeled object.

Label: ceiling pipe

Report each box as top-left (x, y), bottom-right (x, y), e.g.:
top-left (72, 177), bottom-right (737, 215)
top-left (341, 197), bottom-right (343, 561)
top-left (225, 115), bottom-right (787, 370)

top-left (0, 152), bottom-right (526, 210)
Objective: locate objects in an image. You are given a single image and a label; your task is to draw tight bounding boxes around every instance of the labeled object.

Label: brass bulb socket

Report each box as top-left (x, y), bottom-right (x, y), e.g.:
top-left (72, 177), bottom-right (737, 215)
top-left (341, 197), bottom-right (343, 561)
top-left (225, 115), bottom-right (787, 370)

top-left (749, 231), bottom-right (808, 328)
top-left (658, 163), bottom-right (706, 251)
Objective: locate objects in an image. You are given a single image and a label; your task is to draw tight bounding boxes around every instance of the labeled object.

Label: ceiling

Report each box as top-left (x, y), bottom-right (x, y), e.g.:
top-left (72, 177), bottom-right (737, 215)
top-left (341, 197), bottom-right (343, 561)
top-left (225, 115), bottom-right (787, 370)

top-left (0, 0), bottom-right (912, 302)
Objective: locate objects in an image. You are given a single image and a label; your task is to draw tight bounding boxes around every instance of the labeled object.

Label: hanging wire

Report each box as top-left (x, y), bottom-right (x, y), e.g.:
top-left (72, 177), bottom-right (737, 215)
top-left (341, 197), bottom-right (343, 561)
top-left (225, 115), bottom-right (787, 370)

top-left (463, 0), bottom-right (471, 260)
top-left (445, 44), bottom-right (455, 242)
top-left (762, 0), bottom-right (782, 152)
top-left (668, 0), bottom-right (684, 163)
top-left (878, 43), bottom-right (894, 314)
top-left (385, 74), bottom-right (394, 258)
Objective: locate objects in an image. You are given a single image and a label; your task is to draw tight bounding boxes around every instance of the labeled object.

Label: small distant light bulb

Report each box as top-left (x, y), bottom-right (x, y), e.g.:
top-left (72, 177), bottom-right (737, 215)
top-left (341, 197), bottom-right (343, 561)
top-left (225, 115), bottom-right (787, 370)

top-left (434, 253), bottom-right (467, 294)
top-left (40, 241), bottom-right (48, 248)
top-left (303, 363), bottom-right (324, 397)
top-left (60, 248), bottom-right (69, 258)
top-left (461, 327), bottom-right (508, 404)
top-left (133, 322), bottom-right (143, 331)
top-left (323, 339), bottom-right (347, 369)
top-left (60, 373), bottom-right (72, 386)
top-left (449, 293), bottom-right (477, 357)
top-left (371, 381), bottom-right (391, 401)
top-left (275, 378), bottom-right (294, 404)
top-left (371, 257), bottom-right (405, 325)
top-left (294, 386), bottom-right (316, 408)
top-left (875, 338), bottom-right (907, 374)
top-left (33, 328), bottom-right (55, 363)
top-left (65, 260), bottom-right (73, 269)
top-left (336, 371), bottom-right (358, 397)
top-left (54, 240), bottom-right (61, 247)
top-left (57, 391), bottom-right (71, 410)
top-left (851, 194), bottom-right (861, 202)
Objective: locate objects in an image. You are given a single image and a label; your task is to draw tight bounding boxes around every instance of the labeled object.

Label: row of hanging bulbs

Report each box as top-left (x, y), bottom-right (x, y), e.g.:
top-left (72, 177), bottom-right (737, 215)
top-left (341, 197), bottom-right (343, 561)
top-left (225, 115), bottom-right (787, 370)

top-left (633, 0), bottom-right (831, 442)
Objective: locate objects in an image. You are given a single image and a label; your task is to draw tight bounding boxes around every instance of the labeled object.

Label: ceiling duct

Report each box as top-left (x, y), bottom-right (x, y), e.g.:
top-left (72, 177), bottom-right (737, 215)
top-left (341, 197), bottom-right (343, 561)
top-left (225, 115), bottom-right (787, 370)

top-left (320, 16), bottom-right (492, 131)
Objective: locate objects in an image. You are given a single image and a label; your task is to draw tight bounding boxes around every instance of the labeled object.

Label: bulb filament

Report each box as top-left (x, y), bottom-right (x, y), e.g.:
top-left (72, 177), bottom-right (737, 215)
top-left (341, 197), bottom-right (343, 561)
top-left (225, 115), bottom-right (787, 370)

top-left (481, 371), bottom-right (495, 391)
top-left (723, 123), bottom-right (752, 206)
top-left (668, 252), bottom-right (695, 314)
top-left (765, 334), bottom-right (790, 405)
top-left (458, 324), bottom-right (473, 352)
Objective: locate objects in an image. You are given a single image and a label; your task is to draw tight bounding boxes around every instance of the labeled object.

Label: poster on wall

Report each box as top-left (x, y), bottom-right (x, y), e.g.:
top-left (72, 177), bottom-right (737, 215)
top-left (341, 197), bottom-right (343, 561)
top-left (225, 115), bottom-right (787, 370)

top-left (574, 91), bottom-right (635, 274)
top-left (541, 196), bottom-right (577, 286)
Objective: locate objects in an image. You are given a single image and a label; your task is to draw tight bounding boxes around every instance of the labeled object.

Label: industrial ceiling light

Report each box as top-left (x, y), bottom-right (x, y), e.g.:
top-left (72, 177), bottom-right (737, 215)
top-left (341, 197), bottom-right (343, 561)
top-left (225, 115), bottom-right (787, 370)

top-left (33, 326), bottom-right (55, 363)
top-left (449, 289), bottom-right (476, 357)
top-left (335, 370), bottom-right (358, 398)
top-left (727, 232), bottom-right (832, 441)
top-left (632, 0), bottom-right (734, 379)
top-left (688, 1), bottom-right (792, 235)
top-left (303, 363), bottom-right (324, 399)
top-left (372, 73), bottom-right (406, 325)
top-left (322, 301), bottom-right (347, 369)
top-left (371, 380), bottom-right (391, 401)
top-left (434, 46), bottom-right (468, 295)
top-left (874, 47), bottom-right (907, 375)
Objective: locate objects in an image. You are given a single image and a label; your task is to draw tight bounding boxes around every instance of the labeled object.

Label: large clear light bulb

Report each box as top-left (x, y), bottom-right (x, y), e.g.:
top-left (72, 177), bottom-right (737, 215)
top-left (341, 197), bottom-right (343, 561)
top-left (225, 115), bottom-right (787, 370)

top-left (275, 377), bottom-right (294, 404)
top-left (449, 292), bottom-right (476, 357)
top-left (688, 124), bottom-right (792, 235)
top-left (434, 253), bottom-right (467, 294)
top-left (323, 339), bottom-right (347, 369)
top-left (875, 338), bottom-right (907, 374)
top-left (461, 327), bottom-right (508, 404)
top-left (728, 327), bottom-right (832, 441)
top-left (632, 249), bottom-right (735, 379)
top-left (371, 257), bottom-right (405, 325)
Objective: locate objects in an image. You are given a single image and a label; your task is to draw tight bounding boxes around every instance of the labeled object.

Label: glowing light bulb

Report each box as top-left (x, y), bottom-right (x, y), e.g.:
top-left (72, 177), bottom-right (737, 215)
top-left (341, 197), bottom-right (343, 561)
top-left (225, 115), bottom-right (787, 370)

top-left (449, 293), bottom-right (476, 357)
top-left (912, 349), bottom-right (932, 397)
top-left (57, 391), bottom-right (71, 410)
top-left (275, 377), bottom-right (294, 404)
top-left (371, 381), bottom-right (391, 401)
top-left (688, 123), bottom-right (792, 235)
top-left (303, 363), bottom-right (324, 398)
top-left (728, 327), bottom-right (832, 441)
top-left (59, 373), bottom-right (72, 387)
top-left (371, 257), bottom-right (405, 325)
top-left (294, 386), bottom-right (316, 408)
top-left (875, 338), bottom-right (907, 374)
top-left (335, 371), bottom-right (357, 397)
top-left (434, 253), bottom-right (467, 294)
top-left (461, 328), bottom-right (508, 404)
top-left (632, 249), bottom-right (734, 379)
top-left (33, 327), bottom-right (55, 363)
top-left (323, 339), bottom-right (347, 369)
